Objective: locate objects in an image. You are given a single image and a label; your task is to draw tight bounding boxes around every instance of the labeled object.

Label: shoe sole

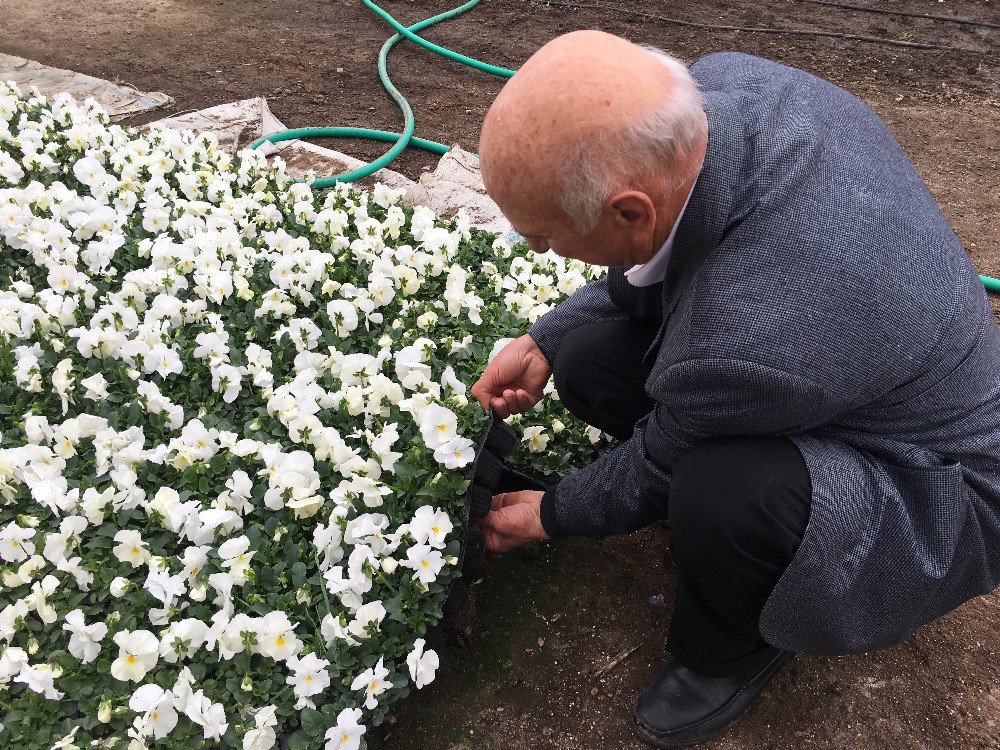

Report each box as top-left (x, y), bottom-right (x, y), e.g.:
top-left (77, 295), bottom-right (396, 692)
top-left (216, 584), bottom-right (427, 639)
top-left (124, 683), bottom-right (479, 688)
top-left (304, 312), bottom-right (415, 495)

top-left (629, 651), bottom-right (794, 748)
top-left (630, 702), bottom-right (753, 748)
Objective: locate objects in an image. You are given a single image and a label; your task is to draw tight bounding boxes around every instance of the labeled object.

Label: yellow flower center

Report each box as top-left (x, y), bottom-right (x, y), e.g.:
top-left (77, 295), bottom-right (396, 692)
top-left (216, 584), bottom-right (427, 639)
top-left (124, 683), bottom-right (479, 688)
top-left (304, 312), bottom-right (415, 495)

top-left (276, 636), bottom-right (285, 646)
top-left (126, 655), bottom-right (136, 664)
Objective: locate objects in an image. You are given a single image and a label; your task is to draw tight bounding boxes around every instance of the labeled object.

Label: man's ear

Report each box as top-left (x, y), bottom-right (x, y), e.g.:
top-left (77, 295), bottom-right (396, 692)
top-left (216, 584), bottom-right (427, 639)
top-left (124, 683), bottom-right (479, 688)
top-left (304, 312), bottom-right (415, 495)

top-left (607, 191), bottom-right (656, 234)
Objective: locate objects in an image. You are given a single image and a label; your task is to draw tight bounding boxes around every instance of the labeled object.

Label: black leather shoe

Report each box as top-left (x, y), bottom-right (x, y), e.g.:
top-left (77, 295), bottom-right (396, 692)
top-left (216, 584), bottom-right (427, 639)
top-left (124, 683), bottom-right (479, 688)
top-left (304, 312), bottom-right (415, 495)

top-left (632, 649), bottom-right (795, 747)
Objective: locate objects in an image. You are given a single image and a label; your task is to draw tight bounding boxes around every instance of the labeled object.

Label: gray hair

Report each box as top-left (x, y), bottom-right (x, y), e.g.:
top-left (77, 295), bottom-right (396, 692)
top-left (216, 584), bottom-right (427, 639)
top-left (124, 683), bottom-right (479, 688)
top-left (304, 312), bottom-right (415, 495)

top-left (554, 45), bottom-right (707, 235)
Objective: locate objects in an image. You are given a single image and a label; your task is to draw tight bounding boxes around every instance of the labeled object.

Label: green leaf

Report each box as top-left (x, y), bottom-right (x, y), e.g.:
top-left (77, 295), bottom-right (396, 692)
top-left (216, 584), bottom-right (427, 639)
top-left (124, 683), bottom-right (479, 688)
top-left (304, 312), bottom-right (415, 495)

top-left (286, 730), bottom-right (311, 750)
top-left (300, 707), bottom-right (327, 739)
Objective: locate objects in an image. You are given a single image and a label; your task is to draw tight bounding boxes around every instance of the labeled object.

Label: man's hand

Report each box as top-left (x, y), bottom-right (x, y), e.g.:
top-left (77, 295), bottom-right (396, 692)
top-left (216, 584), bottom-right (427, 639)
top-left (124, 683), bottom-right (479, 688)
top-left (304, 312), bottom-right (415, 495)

top-left (470, 490), bottom-right (550, 553)
top-left (471, 334), bottom-right (551, 418)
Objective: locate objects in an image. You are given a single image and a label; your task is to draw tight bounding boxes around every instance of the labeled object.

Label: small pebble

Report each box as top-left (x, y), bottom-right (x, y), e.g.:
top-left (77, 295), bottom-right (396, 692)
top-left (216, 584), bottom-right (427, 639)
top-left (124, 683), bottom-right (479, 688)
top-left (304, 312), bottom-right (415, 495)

top-left (649, 593), bottom-right (667, 608)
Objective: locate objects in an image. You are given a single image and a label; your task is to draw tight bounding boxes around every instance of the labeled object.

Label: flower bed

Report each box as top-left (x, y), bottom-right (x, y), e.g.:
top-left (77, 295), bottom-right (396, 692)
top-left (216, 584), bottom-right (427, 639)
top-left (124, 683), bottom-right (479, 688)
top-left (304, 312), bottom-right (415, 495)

top-left (0, 82), bottom-right (609, 750)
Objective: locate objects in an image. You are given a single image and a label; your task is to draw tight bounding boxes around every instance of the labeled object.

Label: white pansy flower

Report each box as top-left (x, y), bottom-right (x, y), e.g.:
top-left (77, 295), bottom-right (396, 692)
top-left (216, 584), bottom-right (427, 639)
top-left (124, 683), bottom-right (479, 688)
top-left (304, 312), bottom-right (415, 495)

top-left (128, 683), bottom-right (179, 739)
top-left (0, 646), bottom-right (29, 681)
top-left (285, 652), bottom-right (332, 710)
top-left (62, 609), bottom-right (107, 664)
top-left (80, 372), bottom-right (110, 401)
top-left (113, 530), bottom-right (150, 568)
top-left (324, 707), bottom-right (366, 750)
top-left (418, 403), bottom-right (458, 449)
top-left (143, 567), bottom-right (187, 612)
top-left (399, 543), bottom-right (446, 584)
top-left (408, 506), bottom-right (454, 548)
top-left (432, 435), bottom-right (475, 469)
top-left (349, 657), bottom-right (391, 710)
top-left (522, 425), bottom-right (550, 453)
top-left (346, 601), bottom-right (387, 641)
top-left (26, 575), bottom-right (61, 624)
top-left (183, 688), bottom-right (228, 739)
top-left (159, 618), bottom-right (208, 664)
top-left (257, 610), bottom-right (302, 661)
top-left (218, 536), bottom-right (255, 584)
top-left (0, 522), bottom-right (35, 562)
top-left (110, 630), bottom-right (159, 682)
top-left (14, 663), bottom-right (64, 700)
top-left (243, 705), bottom-right (279, 750)
top-left (406, 637), bottom-right (439, 688)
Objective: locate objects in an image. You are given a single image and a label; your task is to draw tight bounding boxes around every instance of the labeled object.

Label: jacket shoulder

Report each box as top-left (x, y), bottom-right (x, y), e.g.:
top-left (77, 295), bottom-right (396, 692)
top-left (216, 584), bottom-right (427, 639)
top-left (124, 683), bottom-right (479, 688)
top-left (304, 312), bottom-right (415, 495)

top-left (689, 51), bottom-right (795, 84)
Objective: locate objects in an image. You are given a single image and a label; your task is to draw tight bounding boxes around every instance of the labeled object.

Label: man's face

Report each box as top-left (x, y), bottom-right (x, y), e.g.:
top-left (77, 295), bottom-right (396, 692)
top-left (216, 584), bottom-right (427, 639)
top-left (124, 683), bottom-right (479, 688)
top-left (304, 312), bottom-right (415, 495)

top-left (495, 189), bottom-right (637, 268)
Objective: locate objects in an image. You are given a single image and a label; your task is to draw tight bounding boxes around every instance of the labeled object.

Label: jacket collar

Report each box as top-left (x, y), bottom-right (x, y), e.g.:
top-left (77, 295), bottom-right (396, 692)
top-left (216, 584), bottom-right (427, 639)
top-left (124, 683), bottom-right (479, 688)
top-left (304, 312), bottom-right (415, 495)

top-left (659, 89), bottom-right (746, 319)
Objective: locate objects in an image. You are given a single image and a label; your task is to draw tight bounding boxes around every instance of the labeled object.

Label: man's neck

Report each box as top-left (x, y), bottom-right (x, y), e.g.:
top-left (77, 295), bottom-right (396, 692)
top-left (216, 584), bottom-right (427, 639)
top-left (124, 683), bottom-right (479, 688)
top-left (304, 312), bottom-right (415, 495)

top-left (644, 172), bottom-right (698, 262)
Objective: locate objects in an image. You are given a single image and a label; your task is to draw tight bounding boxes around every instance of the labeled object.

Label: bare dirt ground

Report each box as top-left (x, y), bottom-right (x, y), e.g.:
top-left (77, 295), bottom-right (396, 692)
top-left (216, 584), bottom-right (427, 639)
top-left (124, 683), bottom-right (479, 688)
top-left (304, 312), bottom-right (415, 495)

top-left (2, 1), bottom-right (998, 748)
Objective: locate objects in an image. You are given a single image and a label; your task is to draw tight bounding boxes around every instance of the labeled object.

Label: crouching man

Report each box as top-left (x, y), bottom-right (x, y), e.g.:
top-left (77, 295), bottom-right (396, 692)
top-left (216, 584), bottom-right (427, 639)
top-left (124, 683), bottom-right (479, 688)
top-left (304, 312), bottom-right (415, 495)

top-left (470, 30), bottom-right (1000, 747)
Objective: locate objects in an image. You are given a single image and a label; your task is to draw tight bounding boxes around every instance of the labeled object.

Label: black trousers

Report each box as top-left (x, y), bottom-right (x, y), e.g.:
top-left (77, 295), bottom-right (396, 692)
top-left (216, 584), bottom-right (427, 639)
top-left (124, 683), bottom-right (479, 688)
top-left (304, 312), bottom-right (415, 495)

top-left (553, 321), bottom-right (813, 678)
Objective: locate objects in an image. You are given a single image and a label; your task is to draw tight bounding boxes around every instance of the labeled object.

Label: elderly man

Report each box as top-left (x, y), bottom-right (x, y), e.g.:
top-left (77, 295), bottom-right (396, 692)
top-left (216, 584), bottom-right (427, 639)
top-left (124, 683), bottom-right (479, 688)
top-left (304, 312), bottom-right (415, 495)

top-left (469, 30), bottom-right (1000, 747)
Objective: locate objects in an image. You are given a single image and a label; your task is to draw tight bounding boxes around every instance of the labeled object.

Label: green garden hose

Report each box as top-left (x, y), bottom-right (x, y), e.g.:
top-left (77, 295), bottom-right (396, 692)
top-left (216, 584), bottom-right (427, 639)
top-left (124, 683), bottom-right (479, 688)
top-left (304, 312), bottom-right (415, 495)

top-left (249, 0), bottom-right (1000, 294)
top-left (249, 0), bottom-right (511, 186)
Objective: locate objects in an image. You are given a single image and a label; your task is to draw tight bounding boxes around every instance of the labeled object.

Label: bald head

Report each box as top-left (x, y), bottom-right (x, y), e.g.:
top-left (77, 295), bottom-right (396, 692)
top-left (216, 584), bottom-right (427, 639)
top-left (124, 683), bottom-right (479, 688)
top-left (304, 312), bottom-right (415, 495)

top-left (480, 30), bottom-right (707, 237)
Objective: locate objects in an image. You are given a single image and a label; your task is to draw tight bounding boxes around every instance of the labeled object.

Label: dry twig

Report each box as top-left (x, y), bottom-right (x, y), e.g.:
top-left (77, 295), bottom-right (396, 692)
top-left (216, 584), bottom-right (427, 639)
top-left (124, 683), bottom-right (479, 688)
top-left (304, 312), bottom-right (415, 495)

top-left (591, 644), bottom-right (642, 680)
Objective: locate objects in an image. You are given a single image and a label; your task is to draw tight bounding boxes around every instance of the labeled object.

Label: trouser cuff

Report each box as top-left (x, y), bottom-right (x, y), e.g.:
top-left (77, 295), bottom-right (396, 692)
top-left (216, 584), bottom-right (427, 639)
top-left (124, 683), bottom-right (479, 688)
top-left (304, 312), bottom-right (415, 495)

top-left (666, 636), bottom-right (788, 679)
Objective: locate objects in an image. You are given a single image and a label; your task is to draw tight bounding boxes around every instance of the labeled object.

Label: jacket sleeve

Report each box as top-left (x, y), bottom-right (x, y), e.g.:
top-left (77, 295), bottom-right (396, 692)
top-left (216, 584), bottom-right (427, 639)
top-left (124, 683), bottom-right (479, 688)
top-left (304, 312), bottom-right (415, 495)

top-left (526, 274), bottom-right (629, 365)
top-left (539, 357), bottom-right (832, 540)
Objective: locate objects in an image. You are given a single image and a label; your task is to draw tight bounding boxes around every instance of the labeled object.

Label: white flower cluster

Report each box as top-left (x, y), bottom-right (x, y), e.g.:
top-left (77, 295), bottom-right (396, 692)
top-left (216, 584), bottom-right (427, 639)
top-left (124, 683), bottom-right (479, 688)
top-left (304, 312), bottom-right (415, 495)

top-left (0, 81), bottom-right (607, 750)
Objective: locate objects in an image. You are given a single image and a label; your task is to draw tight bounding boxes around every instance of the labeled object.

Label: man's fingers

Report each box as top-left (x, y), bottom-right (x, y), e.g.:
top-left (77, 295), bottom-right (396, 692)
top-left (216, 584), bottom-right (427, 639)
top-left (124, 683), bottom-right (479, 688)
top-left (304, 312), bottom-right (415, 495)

top-left (491, 492), bottom-right (517, 512)
top-left (490, 396), bottom-right (511, 419)
top-left (470, 379), bottom-right (495, 412)
top-left (514, 389), bottom-right (535, 412)
top-left (491, 490), bottom-right (535, 511)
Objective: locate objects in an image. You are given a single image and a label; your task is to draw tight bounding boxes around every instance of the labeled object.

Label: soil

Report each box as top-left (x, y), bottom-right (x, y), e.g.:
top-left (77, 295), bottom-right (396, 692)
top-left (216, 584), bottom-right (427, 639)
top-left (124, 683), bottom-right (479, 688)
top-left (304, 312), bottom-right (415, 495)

top-left (2, 1), bottom-right (999, 748)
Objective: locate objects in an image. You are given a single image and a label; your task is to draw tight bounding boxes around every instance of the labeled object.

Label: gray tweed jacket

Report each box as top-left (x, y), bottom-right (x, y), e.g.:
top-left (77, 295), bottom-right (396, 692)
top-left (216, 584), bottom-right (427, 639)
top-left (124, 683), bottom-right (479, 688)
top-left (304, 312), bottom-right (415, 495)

top-left (526, 51), bottom-right (1000, 655)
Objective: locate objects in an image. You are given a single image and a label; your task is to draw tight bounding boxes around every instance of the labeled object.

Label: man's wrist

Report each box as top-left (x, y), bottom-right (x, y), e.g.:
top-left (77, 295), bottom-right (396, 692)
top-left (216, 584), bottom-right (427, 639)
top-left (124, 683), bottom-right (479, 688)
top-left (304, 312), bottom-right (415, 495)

top-left (525, 328), bottom-right (554, 368)
top-left (539, 484), bottom-right (570, 541)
